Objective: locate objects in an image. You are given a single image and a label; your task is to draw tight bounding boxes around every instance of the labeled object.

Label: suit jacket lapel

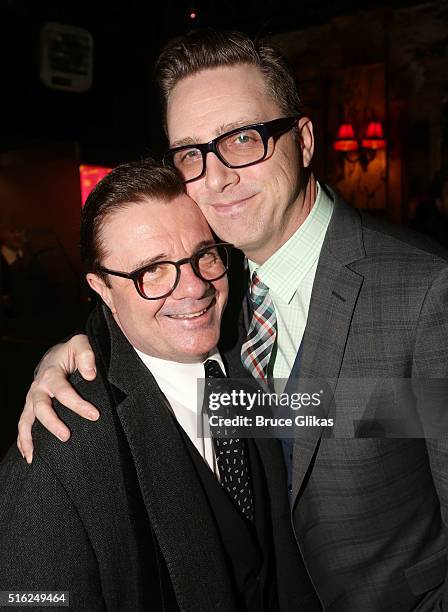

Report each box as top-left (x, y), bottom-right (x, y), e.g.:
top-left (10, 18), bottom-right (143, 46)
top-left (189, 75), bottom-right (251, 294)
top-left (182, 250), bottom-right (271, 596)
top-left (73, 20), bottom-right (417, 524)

top-left (102, 308), bottom-right (236, 612)
top-left (214, 194), bottom-right (367, 510)
top-left (299, 190), bottom-right (366, 381)
top-left (291, 192), bottom-right (366, 505)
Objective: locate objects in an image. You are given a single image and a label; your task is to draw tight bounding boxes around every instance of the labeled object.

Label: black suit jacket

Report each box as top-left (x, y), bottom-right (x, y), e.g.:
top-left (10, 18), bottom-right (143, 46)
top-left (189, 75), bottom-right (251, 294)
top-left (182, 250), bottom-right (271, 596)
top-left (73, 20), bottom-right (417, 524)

top-left (0, 305), bottom-right (313, 611)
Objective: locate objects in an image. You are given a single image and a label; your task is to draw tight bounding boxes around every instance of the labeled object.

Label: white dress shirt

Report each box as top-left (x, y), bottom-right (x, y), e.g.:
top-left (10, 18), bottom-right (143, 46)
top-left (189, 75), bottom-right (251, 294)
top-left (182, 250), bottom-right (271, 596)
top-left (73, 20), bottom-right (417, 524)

top-left (248, 182), bottom-right (334, 384)
top-left (134, 347), bottom-right (225, 478)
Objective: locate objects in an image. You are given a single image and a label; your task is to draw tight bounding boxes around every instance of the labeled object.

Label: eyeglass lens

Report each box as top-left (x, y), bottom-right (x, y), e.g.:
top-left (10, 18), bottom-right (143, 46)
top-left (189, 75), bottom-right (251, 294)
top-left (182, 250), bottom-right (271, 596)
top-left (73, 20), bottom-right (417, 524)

top-left (172, 128), bottom-right (266, 182)
top-left (137, 246), bottom-right (228, 299)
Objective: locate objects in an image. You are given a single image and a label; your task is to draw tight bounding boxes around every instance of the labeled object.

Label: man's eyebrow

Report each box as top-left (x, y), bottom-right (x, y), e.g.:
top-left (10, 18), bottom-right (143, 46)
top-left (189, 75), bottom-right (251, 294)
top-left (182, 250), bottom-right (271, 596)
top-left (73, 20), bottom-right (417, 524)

top-left (133, 252), bottom-right (169, 270)
top-left (131, 240), bottom-right (217, 269)
top-left (169, 118), bottom-right (262, 149)
top-left (169, 136), bottom-right (198, 148)
top-left (195, 239), bottom-right (218, 251)
top-left (216, 118), bottom-right (261, 135)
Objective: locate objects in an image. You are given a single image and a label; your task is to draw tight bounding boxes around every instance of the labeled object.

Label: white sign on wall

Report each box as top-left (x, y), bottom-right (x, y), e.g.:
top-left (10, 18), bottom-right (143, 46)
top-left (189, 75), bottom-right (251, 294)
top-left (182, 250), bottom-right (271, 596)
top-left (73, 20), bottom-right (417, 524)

top-left (39, 22), bottom-right (93, 93)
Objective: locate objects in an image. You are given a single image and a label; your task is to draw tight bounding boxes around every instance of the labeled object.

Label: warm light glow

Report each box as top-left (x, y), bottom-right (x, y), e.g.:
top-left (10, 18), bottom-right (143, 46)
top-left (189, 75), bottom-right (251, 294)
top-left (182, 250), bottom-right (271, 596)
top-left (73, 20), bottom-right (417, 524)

top-left (190, 11), bottom-right (197, 19)
top-left (337, 123), bottom-right (356, 139)
top-left (79, 165), bottom-right (113, 206)
top-left (333, 123), bottom-right (358, 151)
top-left (365, 121), bottom-right (384, 138)
top-left (362, 121), bottom-right (386, 150)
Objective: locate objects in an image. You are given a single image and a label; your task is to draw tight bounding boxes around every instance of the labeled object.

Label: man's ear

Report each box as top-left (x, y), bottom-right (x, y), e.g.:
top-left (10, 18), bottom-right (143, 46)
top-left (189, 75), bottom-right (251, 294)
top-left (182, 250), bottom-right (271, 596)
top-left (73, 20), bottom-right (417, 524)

top-left (86, 273), bottom-right (116, 314)
top-left (297, 116), bottom-right (314, 168)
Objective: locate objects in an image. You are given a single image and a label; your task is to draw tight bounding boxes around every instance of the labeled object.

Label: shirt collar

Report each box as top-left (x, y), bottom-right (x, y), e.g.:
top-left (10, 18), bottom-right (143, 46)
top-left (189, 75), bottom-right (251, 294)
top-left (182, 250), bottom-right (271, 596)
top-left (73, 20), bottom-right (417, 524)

top-left (134, 347), bottom-right (225, 414)
top-left (248, 182), bottom-right (334, 304)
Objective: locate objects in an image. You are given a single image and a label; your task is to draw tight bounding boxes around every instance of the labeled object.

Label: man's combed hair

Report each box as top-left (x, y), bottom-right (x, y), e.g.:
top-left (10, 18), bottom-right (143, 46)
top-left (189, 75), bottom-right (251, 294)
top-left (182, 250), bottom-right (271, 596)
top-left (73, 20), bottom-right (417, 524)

top-left (154, 28), bottom-right (303, 129)
top-left (80, 159), bottom-right (184, 280)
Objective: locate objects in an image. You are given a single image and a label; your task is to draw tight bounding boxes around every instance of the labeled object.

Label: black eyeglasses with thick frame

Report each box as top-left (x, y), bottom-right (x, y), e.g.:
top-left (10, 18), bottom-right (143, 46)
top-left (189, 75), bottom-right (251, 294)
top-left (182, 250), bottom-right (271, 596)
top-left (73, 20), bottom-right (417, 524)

top-left (97, 242), bottom-right (233, 300)
top-left (163, 116), bottom-right (300, 183)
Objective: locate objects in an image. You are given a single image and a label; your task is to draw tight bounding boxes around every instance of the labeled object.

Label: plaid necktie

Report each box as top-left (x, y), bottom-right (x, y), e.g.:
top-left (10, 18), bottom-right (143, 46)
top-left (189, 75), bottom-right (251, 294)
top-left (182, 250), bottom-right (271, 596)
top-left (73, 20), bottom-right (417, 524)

top-left (204, 359), bottom-right (254, 521)
top-left (241, 271), bottom-right (277, 382)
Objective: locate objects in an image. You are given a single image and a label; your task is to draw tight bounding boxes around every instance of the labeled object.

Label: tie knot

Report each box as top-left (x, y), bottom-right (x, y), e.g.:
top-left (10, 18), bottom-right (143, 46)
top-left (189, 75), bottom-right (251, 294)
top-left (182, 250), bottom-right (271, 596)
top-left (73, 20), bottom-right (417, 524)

top-left (204, 359), bottom-right (225, 379)
top-left (250, 272), bottom-right (270, 305)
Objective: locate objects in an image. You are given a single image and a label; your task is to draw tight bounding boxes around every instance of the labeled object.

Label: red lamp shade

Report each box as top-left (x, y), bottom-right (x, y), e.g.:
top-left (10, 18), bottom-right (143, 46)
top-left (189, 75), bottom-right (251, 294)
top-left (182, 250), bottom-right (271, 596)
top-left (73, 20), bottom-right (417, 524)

top-left (79, 165), bottom-right (113, 206)
top-left (333, 123), bottom-right (358, 152)
top-left (361, 121), bottom-right (386, 150)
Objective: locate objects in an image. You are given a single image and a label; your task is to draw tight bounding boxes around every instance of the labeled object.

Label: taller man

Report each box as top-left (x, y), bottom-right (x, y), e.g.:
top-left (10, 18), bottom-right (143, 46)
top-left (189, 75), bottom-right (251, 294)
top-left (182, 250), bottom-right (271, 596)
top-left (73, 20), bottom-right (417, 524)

top-left (19, 29), bottom-right (448, 611)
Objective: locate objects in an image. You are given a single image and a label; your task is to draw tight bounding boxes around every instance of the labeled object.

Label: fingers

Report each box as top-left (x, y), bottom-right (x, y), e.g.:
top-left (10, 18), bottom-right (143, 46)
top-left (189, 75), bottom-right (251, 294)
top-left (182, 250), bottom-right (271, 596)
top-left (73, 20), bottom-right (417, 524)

top-left (74, 347), bottom-right (97, 381)
top-left (43, 372), bottom-right (100, 420)
top-left (18, 386), bottom-right (39, 464)
top-left (18, 387), bottom-right (37, 463)
top-left (18, 374), bottom-right (100, 464)
top-left (35, 335), bottom-right (97, 381)
top-left (66, 335), bottom-right (97, 381)
top-left (17, 435), bottom-right (24, 460)
top-left (33, 336), bottom-right (99, 418)
top-left (17, 335), bottom-right (100, 464)
top-left (19, 383), bottom-right (74, 463)
top-left (35, 336), bottom-right (100, 418)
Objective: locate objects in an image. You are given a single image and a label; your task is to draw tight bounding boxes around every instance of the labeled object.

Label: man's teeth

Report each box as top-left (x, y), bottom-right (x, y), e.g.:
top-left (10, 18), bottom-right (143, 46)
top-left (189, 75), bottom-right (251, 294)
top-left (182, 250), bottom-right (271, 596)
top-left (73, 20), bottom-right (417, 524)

top-left (169, 307), bottom-right (208, 319)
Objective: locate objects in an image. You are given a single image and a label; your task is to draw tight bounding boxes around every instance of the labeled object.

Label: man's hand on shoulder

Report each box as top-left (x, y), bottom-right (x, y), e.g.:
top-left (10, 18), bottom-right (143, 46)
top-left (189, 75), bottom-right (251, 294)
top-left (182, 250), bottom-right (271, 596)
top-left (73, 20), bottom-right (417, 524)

top-left (17, 334), bottom-right (100, 464)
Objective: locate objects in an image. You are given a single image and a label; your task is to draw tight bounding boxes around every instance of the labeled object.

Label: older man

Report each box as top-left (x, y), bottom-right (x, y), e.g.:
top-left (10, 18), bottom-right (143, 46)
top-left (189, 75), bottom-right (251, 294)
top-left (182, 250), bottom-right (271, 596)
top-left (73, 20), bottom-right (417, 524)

top-left (18, 29), bottom-right (448, 611)
top-left (1, 160), bottom-right (310, 611)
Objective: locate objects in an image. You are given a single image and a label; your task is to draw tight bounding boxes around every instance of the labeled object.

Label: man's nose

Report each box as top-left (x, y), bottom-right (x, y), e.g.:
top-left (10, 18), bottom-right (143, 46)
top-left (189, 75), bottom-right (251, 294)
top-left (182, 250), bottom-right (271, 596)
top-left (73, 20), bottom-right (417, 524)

top-left (204, 152), bottom-right (240, 193)
top-left (171, 262), bottom-right (210, 299)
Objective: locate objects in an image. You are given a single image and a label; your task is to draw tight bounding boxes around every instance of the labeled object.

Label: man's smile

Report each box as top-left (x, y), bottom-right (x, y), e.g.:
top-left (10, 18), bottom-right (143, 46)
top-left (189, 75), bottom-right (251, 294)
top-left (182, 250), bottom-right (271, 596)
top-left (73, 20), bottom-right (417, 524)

top-left (207, 194), bottom-right (257, 214)
top-left (164, 298), bottom-right (215, 320)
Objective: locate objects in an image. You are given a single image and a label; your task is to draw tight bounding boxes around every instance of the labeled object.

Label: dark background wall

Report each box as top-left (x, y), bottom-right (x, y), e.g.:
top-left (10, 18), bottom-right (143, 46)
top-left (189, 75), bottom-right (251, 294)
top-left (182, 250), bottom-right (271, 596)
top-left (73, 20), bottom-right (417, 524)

top-left (272, 3), bottom-right (448, 223)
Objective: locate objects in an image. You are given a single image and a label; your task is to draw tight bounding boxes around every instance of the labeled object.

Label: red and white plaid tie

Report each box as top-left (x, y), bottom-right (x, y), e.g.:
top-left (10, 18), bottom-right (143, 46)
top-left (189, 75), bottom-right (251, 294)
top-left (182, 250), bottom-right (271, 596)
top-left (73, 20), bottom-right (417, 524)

top-left (241, 271), bottom-right (277, 382)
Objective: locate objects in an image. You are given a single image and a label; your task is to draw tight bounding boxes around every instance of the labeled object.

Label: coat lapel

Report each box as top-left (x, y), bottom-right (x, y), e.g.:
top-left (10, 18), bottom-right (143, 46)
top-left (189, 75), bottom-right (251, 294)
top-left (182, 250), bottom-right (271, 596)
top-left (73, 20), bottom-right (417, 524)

top-left (220, 195), bottom-right (367, 506)
top-left (290, 192), bottom-right (366, 505)
top-left (103, 309), bottom-right (236, 612)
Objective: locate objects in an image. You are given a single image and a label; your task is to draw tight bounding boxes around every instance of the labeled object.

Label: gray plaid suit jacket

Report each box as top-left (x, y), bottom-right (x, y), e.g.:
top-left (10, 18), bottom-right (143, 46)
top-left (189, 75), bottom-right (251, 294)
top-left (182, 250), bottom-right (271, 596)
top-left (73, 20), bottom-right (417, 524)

top-left (226, 187), bottom-right (448, 611)
top-left (282, 189), bottom-right (448, 611)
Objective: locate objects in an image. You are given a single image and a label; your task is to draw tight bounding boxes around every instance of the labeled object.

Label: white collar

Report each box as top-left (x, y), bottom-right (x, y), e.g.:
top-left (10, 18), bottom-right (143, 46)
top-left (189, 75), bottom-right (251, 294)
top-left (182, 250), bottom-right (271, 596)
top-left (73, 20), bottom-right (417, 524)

top-left (134, 347), bottom-right (225, 413)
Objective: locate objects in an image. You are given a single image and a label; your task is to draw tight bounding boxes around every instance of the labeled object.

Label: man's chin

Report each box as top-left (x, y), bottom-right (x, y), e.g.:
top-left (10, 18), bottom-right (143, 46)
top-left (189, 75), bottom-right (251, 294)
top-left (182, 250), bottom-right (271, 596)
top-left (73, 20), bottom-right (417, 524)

top-left (179, 332), bottom-right (220, 360)
top-left (171, 344), bottom-right (217, 363)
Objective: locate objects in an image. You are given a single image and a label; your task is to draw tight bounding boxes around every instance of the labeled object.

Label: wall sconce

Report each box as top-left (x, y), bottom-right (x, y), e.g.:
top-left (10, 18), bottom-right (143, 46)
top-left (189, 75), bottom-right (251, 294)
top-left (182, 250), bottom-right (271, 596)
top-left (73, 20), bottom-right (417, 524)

top-left (333, 121), bottom-right (386, 170)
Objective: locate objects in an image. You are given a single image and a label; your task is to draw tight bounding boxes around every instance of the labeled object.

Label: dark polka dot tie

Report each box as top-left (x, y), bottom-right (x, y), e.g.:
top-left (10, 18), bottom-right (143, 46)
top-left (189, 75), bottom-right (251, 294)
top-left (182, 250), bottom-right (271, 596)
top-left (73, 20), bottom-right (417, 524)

top-left (204, 359), bottom-right (254, 521)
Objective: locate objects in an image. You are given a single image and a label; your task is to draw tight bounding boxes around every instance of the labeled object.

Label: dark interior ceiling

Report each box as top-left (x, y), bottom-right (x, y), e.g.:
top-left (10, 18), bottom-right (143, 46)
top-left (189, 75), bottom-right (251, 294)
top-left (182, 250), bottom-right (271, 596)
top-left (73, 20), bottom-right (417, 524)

top-left (0, 0), bottom-right (434, 162)
top-left (1, 0), bottom-right (430, 37)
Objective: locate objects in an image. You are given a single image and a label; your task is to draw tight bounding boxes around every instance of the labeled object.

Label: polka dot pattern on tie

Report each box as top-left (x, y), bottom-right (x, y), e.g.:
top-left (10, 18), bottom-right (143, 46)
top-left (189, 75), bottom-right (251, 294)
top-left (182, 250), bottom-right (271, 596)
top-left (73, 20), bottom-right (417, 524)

top-left (204, 359), bottom-right (254, 521)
